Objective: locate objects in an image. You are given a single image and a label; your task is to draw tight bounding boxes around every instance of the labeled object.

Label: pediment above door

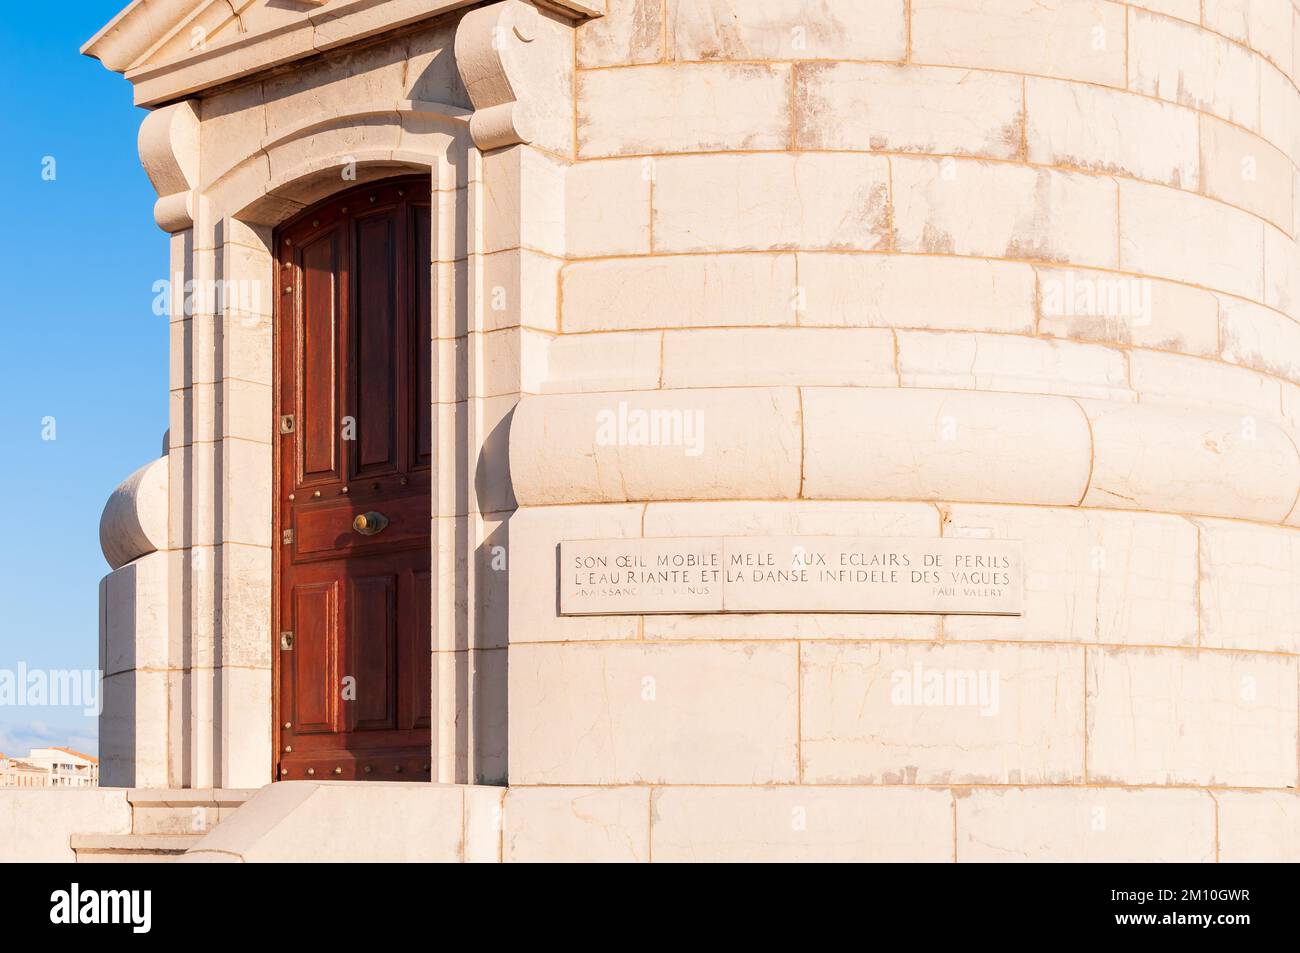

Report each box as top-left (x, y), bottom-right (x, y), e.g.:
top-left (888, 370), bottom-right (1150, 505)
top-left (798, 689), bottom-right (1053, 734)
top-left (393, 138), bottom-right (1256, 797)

top-left (83, 0), bottom-right (604, 107)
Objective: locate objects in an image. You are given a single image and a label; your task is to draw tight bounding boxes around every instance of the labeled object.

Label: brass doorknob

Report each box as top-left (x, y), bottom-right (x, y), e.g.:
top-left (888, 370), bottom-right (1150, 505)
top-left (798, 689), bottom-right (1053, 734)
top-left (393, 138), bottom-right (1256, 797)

top-left (353, 511), bottom-right (389, 535)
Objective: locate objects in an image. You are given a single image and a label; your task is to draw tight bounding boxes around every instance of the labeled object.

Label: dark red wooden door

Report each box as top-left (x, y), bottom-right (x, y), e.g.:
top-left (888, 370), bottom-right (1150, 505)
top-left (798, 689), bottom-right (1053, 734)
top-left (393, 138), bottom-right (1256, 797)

top-left (274, 176), bottom-right (432, 782)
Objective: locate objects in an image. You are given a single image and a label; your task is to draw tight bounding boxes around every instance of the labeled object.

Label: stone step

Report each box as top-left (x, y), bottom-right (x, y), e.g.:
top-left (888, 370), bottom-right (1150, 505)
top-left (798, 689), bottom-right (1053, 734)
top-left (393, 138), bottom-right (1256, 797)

top-left (71, 833), bottom-right (204, 863)
top-left (127, 788), bottom-right (258, 835)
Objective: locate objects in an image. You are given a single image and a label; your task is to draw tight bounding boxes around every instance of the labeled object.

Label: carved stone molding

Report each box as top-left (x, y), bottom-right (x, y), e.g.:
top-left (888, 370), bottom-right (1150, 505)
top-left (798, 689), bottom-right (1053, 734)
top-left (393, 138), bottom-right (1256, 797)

top-left (84, 0), bottom-right (601, 108)
top-left (100, 456), bottom-right (169, 570)
top-left (454, 0), bottom-right (575, 152)
top-left (138, 100), bottom-right (200, 232)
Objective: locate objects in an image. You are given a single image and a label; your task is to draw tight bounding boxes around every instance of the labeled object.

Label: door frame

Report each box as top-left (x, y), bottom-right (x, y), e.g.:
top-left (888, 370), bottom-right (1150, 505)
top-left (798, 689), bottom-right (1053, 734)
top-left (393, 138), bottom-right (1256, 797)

top-left (269, 172), bottom-right (435, 783)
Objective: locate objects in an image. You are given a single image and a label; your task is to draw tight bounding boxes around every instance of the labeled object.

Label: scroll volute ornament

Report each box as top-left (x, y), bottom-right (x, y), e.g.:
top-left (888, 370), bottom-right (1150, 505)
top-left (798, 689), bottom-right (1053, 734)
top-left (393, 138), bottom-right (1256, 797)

top-left (138, 99), bottom-right (199, 232)
top-left (455, 0), bottom-right (569, 151)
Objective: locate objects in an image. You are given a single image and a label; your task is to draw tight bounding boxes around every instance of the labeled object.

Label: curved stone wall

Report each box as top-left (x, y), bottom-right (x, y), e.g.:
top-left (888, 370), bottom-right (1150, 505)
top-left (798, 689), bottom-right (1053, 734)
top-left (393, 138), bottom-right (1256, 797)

top-left (99, 456), bottom-right (169, 571)
top-left (502, 0), bottom-right (1300, 859)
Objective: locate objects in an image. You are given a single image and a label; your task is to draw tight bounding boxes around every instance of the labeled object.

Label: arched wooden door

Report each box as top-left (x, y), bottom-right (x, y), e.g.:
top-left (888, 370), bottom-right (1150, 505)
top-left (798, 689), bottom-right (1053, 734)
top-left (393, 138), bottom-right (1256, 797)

top-left (273, 176), bottom-right (433, 782)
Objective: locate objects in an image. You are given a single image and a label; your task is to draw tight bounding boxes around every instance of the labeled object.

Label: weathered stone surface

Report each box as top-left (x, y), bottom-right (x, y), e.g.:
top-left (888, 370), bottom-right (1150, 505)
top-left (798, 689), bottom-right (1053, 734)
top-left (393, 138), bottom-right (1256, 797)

top-left (651, 786), bottom-right (952, 862)
top-left (510, 641), bottom-right (799, 784)
top-left (912, 0), bottom-right (1127, 86)
top-left (796, 63), bottom-right (1022, 158)
top-left (578, 64), bottom-right (791, 157)
top-left (1086, 647), bottom-right (1299, 788)
top-left (802, 387), bottom-right (1093, 506)
top-left (801, 642), bottom-right (1085, 784)
top-left (957, 787), bottom-right (1216, 861)
top-left (892, 158), bottom-right (1118, 268)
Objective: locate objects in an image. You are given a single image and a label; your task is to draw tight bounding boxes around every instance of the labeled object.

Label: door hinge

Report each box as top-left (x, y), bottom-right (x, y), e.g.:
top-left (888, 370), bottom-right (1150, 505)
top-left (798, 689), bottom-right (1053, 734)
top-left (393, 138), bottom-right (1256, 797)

top-left (280, 631), bottom-right (294, 651)
top-left (282, 528), bottom-right (294, 545)
top-left (279, 414), bottom-right (295, 434)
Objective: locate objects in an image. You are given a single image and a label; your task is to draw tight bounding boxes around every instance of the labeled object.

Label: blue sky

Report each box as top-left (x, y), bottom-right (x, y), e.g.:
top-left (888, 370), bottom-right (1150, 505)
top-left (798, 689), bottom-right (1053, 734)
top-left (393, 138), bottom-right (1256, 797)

top-left (0, 3), bottom-right (167, 755)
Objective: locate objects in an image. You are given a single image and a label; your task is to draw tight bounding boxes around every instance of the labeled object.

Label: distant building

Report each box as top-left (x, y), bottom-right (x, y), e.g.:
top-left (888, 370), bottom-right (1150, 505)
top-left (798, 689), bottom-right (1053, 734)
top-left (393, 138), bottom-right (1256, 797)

top-left (0, 754), bottom-right (51, 788)
top-left (0, 748), bottom-right (98, 788)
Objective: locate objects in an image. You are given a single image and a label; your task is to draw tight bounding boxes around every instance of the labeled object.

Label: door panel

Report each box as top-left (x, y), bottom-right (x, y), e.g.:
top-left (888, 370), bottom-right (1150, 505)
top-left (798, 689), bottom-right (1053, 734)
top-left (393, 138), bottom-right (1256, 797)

top-left (275, 176), bottom-right (433, 782)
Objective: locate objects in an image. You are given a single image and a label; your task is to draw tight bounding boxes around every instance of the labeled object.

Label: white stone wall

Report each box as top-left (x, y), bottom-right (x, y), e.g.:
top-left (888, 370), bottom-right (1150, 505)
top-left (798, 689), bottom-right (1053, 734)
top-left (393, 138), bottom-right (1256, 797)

top-left (91, 0), bottom-right (1300, 859)
top-left (500, 0), bottom-right (1300, 859)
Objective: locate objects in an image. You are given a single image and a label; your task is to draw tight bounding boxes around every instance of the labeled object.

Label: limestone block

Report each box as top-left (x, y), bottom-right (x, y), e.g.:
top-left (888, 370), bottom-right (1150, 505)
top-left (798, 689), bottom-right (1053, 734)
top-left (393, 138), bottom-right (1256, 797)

top-left (1128, 349), bottom-right (1282, 418)
top-left (479, 147), bottom-right (567, 257)
top-left (264, 119), bottom-right (405, 185)
top-left (801, 642), bottom-right (1085, 784)
top-left (1201, 116), bottom-right (1293, 233)
top-left (480, 249), bottom-right (562, 333)
top-left (1261, 62), bottom-right (1300, 165)
top-left (464, 786), bottom-right (506, 863)
top-left (651, 787), bottom-right (952, 862)
top-left (100, 457), bottom-right (169, 570)
top-left (1081, 399), bottom-right (1299, 521)
top-left (101, 550), bottom-right (171, 676)
top-left (652, 153), bottom-right (891, 253)
top-left (219, 665), bottom-right (272, 788)
top-left (661, 328), bottom-right (896, 388)
top-left (1128, 8), bottom-right (1260, 131)
top-left (1203, 0), bottom-right (1294, 74)
top-left (1220, 296), bottom-right (1300, 385)
top-left (261, 42), bottom-right (410, 144)
top-left (404, 21), bottom-right (470, 108)
top-left (541, 331), bottom-right (662, 393)
top-left (1196, 518), bottom-right (1300, 655)
top-left (941, 505), bottom-right (1198, 647)
top-left (184, 782), bottom-right (478, 861)
top-left (912, 0), bottom-right (1126, 86)
top-left (1119, 179), bottom-right (1264, 301)
top-left (509, 642), bottom-right (799, 784)
top-left (225, 441), bottom-right (273, 549)
top-left (221, 543), bottom-right (272, 668)
top-left (504, 786), bottom-right (650, 862)
top-left (199, 83), bottom-right (267, 190)
top-left (508, 503), bottom-right (643, 643)
top-left (795, 63), bottom-right (1022, 159)
top-left (1265, 226), bottom-right (1300, 320)
top-left (668, 0), bottom-right (907, 61)
top-left (801, 387), bottom-right (1092, 506)
top-left (1127, 0), bottom-right (1198, 22)
top-left (798, 253), bottom-right (1036, 333)
top-left (578, 63), bottom-right (791, 158)
top-left (1215, 791), bottom-right (1300, 861)
top-left (956, 787), bottom-right (1215, 861)
top-left (892, 158), bottom-right (1118, 268)
top-left (577, 0), bottom-right (663, 67)
top-left (896, 330), bottom-right (1131, 401)
top-left (562, 254), bottom-right (796, 331)
top-left (431, 648), bottom-right (508, 785)
top-left (566, 159), bottom-right (652, 259)
top-left (100, 669), bottom-right (172, 789)
top-left (1086, 647), bottom-right (1299, 787)
top-left (225, 312), bottom-right (274, 387)
top-left (0, 791), bottom-right (131, 862)
top-left (1037, 266), bottom-right (1219, 356)
top-left (1026, 79), bottom-right (1198, 189)
top-left (509, 388), bottom-right (803, 505)
top-left (643, 500), bottom-right (940, 538)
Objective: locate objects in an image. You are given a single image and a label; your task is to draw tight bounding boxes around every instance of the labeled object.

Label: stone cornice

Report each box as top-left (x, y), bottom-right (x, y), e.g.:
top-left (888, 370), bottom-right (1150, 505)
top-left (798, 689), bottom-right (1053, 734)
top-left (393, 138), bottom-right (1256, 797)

top-left (83, 0), bottom-right (602, 108)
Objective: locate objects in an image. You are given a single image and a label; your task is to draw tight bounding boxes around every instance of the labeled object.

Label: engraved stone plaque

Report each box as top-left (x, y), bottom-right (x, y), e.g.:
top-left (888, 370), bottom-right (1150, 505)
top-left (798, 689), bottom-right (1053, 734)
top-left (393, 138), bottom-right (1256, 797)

top-left (559, 536), bottom-right (1023, 616)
